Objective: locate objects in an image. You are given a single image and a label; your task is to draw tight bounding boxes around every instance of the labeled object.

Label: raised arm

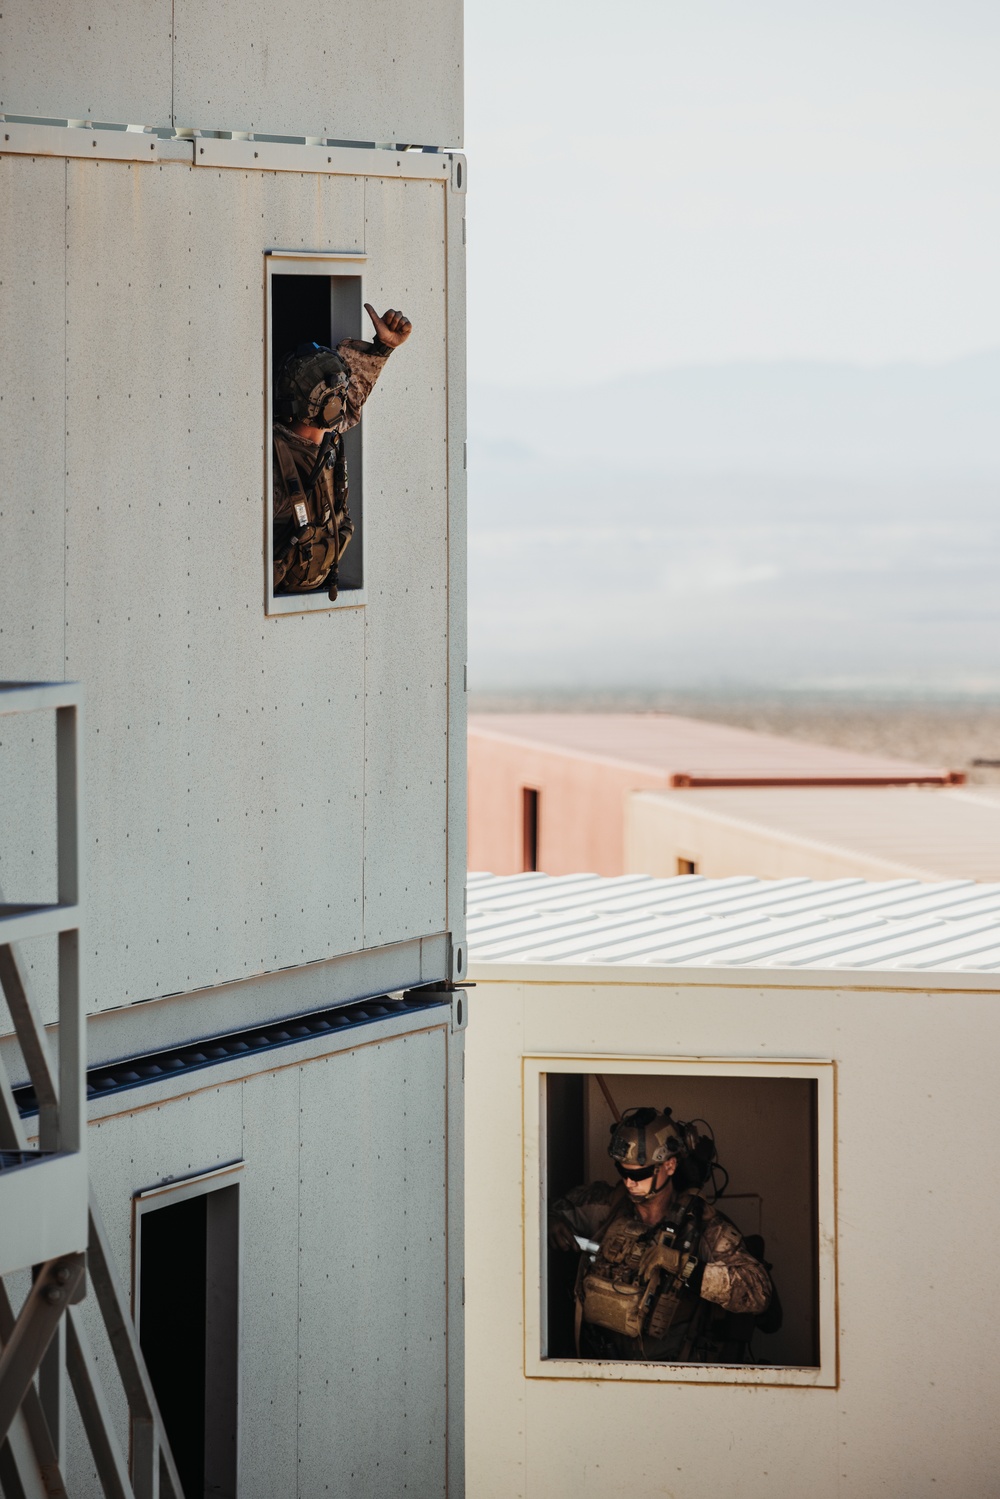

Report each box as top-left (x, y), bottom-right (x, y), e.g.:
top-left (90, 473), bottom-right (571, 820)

top-left (335, 304), bottom-right (413, 431)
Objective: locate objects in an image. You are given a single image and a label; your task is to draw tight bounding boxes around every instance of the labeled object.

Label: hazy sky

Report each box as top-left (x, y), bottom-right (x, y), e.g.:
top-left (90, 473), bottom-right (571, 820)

top-left (465, 0), bottom-right (1000, 387)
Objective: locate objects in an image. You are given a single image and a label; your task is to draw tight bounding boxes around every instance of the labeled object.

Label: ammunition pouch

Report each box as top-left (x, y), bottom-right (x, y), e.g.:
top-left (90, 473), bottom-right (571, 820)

top-left (274, 523), bottom-right (341, 596)
top-left (580, 1269), bottom-right (645, 1340)
top-left (579, 1200), bottom-right (702, 1343)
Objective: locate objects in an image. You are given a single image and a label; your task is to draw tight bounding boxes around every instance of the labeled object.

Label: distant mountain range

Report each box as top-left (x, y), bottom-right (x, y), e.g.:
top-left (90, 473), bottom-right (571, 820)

top-left (470, 350), bottom-right (1000, 478)
top-left (465, 353), bottom-right (1000, 691)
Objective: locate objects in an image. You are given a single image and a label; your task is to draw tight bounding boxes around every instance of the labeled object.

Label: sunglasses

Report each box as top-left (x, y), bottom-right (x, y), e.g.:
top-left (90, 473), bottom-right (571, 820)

top-left (614, 1161), bottom-right (658, 1182)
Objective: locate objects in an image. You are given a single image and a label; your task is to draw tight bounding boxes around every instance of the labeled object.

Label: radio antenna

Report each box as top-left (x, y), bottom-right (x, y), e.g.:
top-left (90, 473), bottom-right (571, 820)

top-left (595, 1074), bottom-right (621, 1123)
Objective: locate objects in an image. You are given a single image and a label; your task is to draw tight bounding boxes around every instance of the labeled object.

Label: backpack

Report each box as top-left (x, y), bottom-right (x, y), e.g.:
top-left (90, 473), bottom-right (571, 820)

top-left (272, 430), bottom-right (351, 600)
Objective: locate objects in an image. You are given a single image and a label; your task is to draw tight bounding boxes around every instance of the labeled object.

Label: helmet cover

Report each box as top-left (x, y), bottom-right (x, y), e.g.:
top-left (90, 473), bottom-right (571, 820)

top-left (608, 1107), bottom-right (685, 1168)
top-left (275, 342), bottom-right (349, 428)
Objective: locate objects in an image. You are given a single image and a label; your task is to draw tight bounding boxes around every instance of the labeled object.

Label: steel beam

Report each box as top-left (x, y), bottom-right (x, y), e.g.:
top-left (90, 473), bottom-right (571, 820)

top-left (86, 1201), bottom-right (183, 1499)
top-left (65, 1310), bottom-right (134, 1499)
top-left (0, 1411), bottom-right (55, 1499)
top-left (0, 1257), bottom-right (85, 1446)
top-left (0, 1283), bottom-right (69, 1498)
top-left (0, 946), bottom-right (59, 1149)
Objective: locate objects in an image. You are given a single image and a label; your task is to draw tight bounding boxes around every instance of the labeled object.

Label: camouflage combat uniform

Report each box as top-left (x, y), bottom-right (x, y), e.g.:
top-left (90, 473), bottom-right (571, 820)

top-left (272, 338), bottom-right (391, 595)
top-left (552, 1179), bottom-right (772, 1362)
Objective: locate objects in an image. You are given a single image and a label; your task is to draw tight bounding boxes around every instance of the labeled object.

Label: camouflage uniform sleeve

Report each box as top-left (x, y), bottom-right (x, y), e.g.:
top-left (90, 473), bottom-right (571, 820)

top-left (550, 1181), bottom-right (616, 1241)
top-left (335, 339), bottom-right (392, 432)
top-left (698, 1209), bottom-right (772, 1315)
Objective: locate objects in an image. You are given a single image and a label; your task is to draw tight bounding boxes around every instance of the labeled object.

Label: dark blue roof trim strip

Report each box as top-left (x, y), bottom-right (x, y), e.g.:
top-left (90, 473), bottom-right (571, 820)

top-left (14, 990), bottom-right (451, 1119)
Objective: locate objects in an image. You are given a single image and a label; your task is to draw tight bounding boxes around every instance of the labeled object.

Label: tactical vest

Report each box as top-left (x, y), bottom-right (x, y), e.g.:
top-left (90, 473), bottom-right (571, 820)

top-left (579, 1188), bottom-right (705, 1343)
top-left (272, 430), bottom-right (354, 600)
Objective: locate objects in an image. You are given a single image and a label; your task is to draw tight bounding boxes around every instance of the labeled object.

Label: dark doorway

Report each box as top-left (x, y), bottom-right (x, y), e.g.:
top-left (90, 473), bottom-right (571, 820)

top-left (138, 1184), bottom-right (239, 1498)
top-left (522, 787), bottom-right (540, 873)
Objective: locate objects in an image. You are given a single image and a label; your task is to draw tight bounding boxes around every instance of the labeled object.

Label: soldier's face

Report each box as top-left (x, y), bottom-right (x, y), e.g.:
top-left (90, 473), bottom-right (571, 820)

top-left (622, 1157), bottom-right (677, 1199)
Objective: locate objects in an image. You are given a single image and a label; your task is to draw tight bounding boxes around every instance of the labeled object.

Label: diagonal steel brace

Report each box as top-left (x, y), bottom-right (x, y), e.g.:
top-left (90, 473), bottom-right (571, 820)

top-left (0, 1256), bottom-right (85, 1447)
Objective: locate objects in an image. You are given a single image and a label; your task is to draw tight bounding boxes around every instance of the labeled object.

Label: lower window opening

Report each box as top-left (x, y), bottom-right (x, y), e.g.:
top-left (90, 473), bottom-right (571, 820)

top-left (545, 1071), bottom-right (820, 1370)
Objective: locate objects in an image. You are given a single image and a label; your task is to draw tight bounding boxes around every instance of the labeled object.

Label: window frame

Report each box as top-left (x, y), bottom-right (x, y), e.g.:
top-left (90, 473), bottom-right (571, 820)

top-left (264, 250), bottom-right (368, 617)
top-left (524, 1054), bottom-right (837, 1387)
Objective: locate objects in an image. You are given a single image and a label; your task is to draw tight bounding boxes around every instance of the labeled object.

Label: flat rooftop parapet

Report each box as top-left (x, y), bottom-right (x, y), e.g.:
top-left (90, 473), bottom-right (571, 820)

top-left (469, 711), bottom-right (963, 786)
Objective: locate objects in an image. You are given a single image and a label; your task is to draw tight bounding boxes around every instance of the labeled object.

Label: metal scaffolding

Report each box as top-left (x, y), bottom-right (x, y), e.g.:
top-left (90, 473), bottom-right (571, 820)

top-left (0, 682), bottom-right (182, 1499)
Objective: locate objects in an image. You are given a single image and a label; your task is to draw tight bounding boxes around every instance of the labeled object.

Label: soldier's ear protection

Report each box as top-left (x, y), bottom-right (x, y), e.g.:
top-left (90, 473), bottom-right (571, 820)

top-left (672, 1115), bottom-right (720, 1190)
top-left (275, 341), bottom-right (349, 427)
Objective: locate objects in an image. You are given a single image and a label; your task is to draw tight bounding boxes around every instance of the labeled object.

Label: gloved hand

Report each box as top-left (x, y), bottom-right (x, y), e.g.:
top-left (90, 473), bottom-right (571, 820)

top-left (548, 1216), bottom-right (580, 1252)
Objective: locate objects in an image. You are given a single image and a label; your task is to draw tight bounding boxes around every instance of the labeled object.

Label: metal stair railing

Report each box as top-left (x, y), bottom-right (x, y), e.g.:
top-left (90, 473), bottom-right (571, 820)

top-left (0, 682), bottom-right (182, 1499)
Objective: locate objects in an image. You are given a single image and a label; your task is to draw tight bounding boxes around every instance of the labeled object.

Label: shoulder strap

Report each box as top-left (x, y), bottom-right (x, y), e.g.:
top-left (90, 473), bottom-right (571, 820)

top-left (302, 429), bottom-right (337, 501)
top-left (273, 432), bottom-right (303, 496)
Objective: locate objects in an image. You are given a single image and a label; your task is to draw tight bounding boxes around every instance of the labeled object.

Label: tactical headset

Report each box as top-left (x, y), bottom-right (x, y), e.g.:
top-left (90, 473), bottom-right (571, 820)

top-left (608, 1106), bottom-right (724, 1196)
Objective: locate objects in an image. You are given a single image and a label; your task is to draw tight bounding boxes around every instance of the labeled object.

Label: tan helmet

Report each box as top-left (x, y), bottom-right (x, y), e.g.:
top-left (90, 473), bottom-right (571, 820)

top-left (608, 1107), bottom-right (685, 1168)
top-left (274, 342), bottom-right (350, 429)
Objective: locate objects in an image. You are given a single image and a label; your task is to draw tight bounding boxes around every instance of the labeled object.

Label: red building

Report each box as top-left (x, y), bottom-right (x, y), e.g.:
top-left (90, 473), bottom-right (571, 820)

top-left (468, 712), bottom-right (963, 876)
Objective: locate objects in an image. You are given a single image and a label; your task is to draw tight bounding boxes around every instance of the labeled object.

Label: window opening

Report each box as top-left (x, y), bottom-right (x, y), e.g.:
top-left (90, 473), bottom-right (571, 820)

top-left (522, 787), bottom-right (539, 873)
top-left (266, 258), bottom-right (366, 613)
top-left (137, 1181), bottom-right (240, 1498)
top-left (538, 1066), bottom-right (827, 1382)
top-left (677, 857), bottom-right (698, 876)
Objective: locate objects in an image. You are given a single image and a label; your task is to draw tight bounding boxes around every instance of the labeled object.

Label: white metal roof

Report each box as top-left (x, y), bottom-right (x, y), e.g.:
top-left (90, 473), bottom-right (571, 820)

top-left (467, 870), bottom-right (1000, 978)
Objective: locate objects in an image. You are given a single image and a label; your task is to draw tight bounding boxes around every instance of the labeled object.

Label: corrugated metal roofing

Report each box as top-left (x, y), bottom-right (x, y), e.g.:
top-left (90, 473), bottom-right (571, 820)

top-left (469, 712), bottom-right (962, 786)
top-left (467, 870), bottom-right (1000, 974)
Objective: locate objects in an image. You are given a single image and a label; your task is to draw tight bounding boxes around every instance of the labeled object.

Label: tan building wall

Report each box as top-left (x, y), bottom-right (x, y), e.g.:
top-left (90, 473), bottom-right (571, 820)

top-left (625, 786), bottom-right (1000, 883)
top-left (465, 951), bottom-right (1000, 1499)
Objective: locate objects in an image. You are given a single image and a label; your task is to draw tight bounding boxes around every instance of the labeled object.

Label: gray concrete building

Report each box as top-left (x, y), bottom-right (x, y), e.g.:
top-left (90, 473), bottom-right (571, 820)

top-left (0, 4), bottom-right (467, 1494)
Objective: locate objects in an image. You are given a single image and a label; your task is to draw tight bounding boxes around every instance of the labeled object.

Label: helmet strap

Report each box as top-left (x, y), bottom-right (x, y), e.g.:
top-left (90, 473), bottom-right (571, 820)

top-left (645, 1175), bottom-right (674, 1201)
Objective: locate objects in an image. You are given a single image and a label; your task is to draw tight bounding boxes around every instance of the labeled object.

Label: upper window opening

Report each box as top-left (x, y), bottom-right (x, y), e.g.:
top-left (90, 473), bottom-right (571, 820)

top-left (264, 254), bottom-right (414, 617)
top-left (266, 258), bottom-right (366, 614)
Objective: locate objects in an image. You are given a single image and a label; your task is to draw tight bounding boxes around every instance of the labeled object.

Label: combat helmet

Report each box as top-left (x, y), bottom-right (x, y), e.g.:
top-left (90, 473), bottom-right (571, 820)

top-left (275, 342), bottom-right (350, 428)
top-left (608, 1106), bottom-right (717, 1189)
top-left (608, 1107), bottom-right (684, 1169)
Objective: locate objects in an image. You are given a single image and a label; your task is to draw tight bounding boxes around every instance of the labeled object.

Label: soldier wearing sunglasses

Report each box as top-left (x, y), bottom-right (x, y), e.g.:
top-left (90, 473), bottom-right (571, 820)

top-left (549, 1106), bottom-right (772, 1362)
